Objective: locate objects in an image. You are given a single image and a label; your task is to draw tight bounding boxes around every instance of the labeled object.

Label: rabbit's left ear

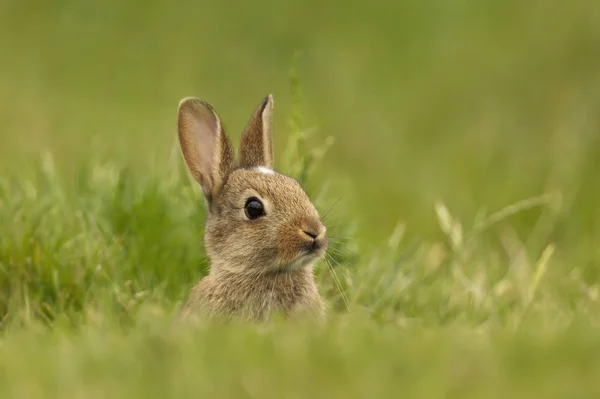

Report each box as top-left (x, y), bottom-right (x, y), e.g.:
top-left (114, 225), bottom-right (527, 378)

top-left (239, 95), bottom-right (274, 169)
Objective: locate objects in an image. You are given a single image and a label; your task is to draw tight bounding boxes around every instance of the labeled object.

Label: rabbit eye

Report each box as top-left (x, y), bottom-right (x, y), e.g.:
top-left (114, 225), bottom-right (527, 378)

top-left (244, 197), bottom-right (265, 219)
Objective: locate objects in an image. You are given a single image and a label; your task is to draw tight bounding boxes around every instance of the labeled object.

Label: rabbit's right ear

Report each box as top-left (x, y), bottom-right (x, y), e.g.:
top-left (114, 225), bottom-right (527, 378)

top-left (177, 98), bottom-right (235, 202)
top-left (239, 95), bottom-right (274, 169)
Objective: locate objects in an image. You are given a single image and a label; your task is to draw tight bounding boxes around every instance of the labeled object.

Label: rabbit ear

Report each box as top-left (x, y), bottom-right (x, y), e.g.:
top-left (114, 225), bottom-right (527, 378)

top-left (239, 95), bottom-right (274, 169)
top-left (177, 97), bottom-right (235, 201)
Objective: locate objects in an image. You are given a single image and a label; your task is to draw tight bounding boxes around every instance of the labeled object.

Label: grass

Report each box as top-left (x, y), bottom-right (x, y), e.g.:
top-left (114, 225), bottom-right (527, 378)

top-left (4, 321), bottom-right (600, 398)
top-left (1, 82), bottom-right (599, 397)
top-left (2, 0), bottom-right (600, 397)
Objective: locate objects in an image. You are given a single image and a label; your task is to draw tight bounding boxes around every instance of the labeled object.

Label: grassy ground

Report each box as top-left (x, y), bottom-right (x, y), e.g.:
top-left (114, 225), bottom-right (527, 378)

top-left (1, 0), bottom-right (600, 397)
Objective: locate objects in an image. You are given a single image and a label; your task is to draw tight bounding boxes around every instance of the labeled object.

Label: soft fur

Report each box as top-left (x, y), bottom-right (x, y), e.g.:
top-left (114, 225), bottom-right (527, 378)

top-left (177, 94), bottom-right (327, 323)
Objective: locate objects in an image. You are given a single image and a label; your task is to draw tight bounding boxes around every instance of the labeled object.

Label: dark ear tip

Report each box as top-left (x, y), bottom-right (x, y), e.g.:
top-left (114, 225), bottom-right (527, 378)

top-left (261, 94), bottom-right (274, 110)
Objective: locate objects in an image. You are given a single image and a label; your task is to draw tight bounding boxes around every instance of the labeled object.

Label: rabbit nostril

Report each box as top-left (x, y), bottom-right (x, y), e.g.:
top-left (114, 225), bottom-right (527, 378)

top-left (301, 229), bottom-right (328, 252)
top-left (303, 230), bottom-right (318, 240)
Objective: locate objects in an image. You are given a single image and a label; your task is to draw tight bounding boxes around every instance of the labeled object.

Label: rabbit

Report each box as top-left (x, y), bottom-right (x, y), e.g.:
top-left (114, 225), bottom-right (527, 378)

top-left (177, 94), bottom-right (328, 323)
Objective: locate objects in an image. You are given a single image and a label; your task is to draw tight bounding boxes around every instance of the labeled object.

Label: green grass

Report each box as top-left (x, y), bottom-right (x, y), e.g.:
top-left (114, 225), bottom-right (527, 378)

top-left (3, 321), bottom-right (600, 398)
top-left (2, 0), bottom-right (600, 397)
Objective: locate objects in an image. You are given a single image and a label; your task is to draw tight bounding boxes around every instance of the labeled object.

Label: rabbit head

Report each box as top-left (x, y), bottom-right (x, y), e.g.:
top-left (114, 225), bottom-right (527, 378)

top-left (177, 95), bottom-right (327, 275)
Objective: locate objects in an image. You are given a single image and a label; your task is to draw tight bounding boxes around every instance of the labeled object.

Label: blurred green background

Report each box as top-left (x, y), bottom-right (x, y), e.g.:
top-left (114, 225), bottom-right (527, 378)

top-left (1, 0), bottom-right (599, 254)
top-left (2, 1), bottom-right (600, 396)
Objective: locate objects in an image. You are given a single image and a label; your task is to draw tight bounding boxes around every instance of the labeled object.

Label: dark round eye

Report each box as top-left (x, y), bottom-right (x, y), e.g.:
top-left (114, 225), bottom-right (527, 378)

top-left (244, 197), bottom-right (265, 219)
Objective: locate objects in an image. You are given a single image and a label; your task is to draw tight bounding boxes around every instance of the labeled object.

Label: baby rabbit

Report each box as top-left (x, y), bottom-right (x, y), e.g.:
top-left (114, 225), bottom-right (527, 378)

top-left (177, 94), bottom-right (327, 323)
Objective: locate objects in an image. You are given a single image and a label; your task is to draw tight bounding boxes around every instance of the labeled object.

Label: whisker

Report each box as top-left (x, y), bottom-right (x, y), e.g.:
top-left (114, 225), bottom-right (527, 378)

top-left (326, 244), bottom-right (358, 258)
top-left (325, 254), bottom-right (350, 310)
top-left (324, 236), bottom-right (347, 244)
top-left (326, 252), bottom-right (347, 269)
top-left (321, 196), bottom-right (344, 221)
top-left (326, 247), bottom-right (347, 258)
top-left (322, 214), bottom-right (341, 223)
top-left (327, 237), bottom-right (349, 245)
top-left (322, 217), bottom-right (344, 229)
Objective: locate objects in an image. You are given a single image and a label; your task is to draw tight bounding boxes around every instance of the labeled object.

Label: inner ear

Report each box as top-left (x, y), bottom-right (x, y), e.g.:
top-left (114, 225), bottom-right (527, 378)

top-left (177, 98), bottom-right (235, 200)
top-left (239, 95), bottom-right (274, 169)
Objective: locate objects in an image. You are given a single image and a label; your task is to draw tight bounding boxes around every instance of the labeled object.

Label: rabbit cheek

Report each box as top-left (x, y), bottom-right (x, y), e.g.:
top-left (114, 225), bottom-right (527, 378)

top-left (203, 221), bottom-right (226, 257)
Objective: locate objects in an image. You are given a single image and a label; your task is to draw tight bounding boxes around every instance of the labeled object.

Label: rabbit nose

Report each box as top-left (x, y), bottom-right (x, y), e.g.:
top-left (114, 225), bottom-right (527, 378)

top-left (301, 226), bottom-right (327, 251)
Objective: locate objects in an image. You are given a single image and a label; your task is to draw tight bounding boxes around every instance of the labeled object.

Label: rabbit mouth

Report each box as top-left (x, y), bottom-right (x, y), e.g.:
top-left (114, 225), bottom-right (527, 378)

top-left (274, 248), bottom-right (325, 274)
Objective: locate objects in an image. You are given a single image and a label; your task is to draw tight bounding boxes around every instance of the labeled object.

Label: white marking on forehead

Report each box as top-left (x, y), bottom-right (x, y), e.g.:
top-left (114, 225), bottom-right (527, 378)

top-left (256, 166), bottom-right (275, 175)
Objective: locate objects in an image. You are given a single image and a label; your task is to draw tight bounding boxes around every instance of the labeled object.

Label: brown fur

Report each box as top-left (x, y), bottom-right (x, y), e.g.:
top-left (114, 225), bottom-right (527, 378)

top-left (177, 95), bottom-right (327, 323)
top-left (179, 267), bottom-right (324, 323)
